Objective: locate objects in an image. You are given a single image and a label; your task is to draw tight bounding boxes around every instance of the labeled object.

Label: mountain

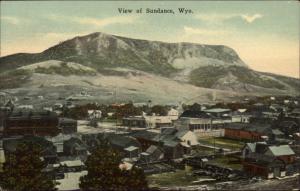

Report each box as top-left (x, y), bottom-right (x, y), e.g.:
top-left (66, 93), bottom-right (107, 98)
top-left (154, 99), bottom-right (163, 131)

top-left (0, 32), bottom-right (299, 104)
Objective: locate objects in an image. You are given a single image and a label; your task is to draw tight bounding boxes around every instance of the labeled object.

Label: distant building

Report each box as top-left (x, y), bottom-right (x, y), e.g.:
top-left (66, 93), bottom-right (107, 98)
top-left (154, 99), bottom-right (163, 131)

top-left (3, 110), bottom-right (60, 137)
top-left (140, 145), bottom-right (164, 163)
top-left (122, 116), bottom-right (146, 128)
top-left (144, 115), bottom-right (173, 128)
top-left (16, 105), bottom-right (34, 110)
top-left (122, 115), bottom-right (173, 129)
top-left (59, 118), bottom-right (77, 134)
top-left (87, 110), bottom-right (102, 119)
top-left (224, 123), bottom-right (273, 141)
top-left (175, 110), bottom-right (224, 137)
top-left (264, 145), bottom-right (296, 164)
top-left (167, 108), bottom-right (179, 121)
top-left (63, 137), bottom-right (87, 158)
top-left (231, 109), bottom-right (251, 123)
top-left (277, 120), bottom-right (299, 136)
top-left (243, 153), bottom-right (286, 179)
top-left (104, 134), bottom-right (142, 158)
top-left (241, 142), bottom-right (296, 178)
top-left (2, 136), bottom-right (57, 164)
top-left (46, 133), bottom-right (75, 156)
top-left (203, 108), bottom-right (231, 118)
top-left (59, 159), bottom-right (84, 172)
top-left (131, 128), bottom-right (198, 159)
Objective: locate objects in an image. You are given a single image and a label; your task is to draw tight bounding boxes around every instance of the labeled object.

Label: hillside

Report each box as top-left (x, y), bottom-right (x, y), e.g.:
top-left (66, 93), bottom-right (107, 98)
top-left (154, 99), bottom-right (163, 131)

top-left (0, 32), bottom-right (299, 104)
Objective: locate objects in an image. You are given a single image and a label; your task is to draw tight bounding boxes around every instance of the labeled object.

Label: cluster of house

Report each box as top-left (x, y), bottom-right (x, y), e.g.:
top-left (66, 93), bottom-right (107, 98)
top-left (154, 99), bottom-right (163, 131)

top-left (0, 109), bottom-right (77, 137)
top-left (0, 96), bottom-right (299, 185)
top-left (241, 142), bottom-right (299, 178)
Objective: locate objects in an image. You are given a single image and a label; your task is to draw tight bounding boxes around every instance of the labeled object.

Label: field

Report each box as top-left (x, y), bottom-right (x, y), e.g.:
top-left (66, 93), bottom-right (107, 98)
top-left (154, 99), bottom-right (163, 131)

top-left (198, 137), bottom-right (245, 150)
top-left (207, 156), bottom-right (243, 170)
top-left (147, 169), bottom-right (199, 187)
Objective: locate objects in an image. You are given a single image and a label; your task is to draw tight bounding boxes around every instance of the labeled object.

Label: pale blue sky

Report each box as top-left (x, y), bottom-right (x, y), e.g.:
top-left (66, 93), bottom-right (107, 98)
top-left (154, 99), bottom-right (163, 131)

top-left (1, 1), bottom-right (299, 77)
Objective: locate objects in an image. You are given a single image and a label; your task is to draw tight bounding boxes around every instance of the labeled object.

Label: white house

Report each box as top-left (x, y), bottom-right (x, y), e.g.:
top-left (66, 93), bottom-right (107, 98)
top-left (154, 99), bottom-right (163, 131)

top-left (144, 115), bottom-right (172, 128)
top-left (167, 108), bottom-right (179, 121)
top-left (88, 110), bottom-right (102, 119)
top-left (176, 130), bottom-right (199, 146)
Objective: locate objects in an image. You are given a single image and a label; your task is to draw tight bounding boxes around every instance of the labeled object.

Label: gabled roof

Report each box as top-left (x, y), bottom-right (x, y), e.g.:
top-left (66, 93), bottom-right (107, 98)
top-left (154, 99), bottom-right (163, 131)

top-left (106, 134), bottom-right (141, 149)
top-left (272, 129), bottom-right (284, 135)
top-left (267, 145), bottom-right (295, 156)
top-left (161, 128), bottom-right (177, 135)
top-left (124, 146), bottom-right (139, 152)
top-left (246, 153), bottom-right (284, 167)
top-left (279, 121), bottom-right (298, 128)
top-left (60, 160), bottom-right (83, 167)
top-left (204, 108), bottom-right (231, 113)
top-left (130, 130), bottom-right (158, 141)
top-left (244, 142), bottom-right (267, 152)
top-left (59, 118), bottom-right (77, 124)
top-left (154, 134), bottom-right (180, 147)
top-left (245, 143), bottom-right (256, 152)
top-left (146, 145), bottom-right (161, 154)
top-left (175, 129), bottom-right (190, 138)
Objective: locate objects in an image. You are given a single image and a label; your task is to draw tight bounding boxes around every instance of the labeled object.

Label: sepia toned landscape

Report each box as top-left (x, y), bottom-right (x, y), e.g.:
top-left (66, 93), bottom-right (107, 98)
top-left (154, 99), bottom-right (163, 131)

top-left (0, 1), bottom-right (299, 191)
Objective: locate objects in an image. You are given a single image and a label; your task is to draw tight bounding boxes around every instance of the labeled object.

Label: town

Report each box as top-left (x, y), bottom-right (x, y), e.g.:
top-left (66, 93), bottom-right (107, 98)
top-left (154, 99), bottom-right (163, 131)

top-left (0, 93), bottom-right (299, 190)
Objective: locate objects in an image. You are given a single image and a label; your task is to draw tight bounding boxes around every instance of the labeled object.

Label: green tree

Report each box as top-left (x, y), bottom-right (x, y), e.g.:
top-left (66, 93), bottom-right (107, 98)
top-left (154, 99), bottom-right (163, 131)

top-left (0, 142), bottom-right (57, 191)
top-left (79, 140), bottom-right (148, 191)
top-left (150, 105), bottom-right (168, 116)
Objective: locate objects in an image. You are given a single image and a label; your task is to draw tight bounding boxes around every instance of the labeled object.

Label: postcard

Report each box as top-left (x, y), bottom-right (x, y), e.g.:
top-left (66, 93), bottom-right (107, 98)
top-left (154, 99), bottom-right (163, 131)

top-left (0, 1), bottom-right (299, 191)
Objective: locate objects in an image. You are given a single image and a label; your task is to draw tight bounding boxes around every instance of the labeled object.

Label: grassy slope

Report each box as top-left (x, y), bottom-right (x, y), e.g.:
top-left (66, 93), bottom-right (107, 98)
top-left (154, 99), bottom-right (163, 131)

top-left (0, 69), bottom-right (32, 89)
top-left (190, 65), bottom-right (286, 89)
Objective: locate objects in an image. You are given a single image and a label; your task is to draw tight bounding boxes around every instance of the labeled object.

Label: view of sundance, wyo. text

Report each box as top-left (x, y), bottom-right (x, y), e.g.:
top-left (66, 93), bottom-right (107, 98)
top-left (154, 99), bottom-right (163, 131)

top-left (0, 1), bottom-right (299, 191)
top-left (118, 8), bottom-right (193, 14)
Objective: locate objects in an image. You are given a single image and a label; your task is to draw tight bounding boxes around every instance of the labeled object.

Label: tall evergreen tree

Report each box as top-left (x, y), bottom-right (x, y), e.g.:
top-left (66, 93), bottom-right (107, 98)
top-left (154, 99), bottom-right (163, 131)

top-left (0, 141), bottom-right (57, 191)
top-left (79, 139), bottom-right (148, 191)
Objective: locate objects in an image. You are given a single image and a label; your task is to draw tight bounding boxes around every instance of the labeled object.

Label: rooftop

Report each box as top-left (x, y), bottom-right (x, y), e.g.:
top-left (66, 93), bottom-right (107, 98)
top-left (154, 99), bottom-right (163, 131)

top-left (267, 145), bottom-right (295, 156)
top-left (180, 110), bottom-right (211, 118)
top-left (204, 108), bottom-right (231, 113)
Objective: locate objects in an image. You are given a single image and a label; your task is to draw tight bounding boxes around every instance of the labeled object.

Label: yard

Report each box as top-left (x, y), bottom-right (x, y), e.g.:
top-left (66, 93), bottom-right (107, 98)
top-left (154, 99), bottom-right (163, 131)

top-left (192, 145), bottom-right (215, 156)
top-left (147, 169), bottom-right (200, 187)
top-left (207, 156), bottom-right (243, 170)
top-left (198, 137), bottom-right (245, 150)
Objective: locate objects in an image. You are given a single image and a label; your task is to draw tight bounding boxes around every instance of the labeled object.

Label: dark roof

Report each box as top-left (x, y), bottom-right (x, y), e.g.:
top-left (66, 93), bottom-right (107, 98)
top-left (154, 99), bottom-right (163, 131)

top-left (64, 137), bottom-right (85, 148)
top-left (291, 108), bottom-right (300, 114)
top-left (105, 134), bottom-right (141, 149)
top-left (130, 130), bottom-right (182, 148)
top-left (244, 142), bottom-right (267, 152)
top-left (3, 136), bottom-right (56, 155)
top-left (175, 129), bottom-right (190, 138)
top-left (161, 128), bottom-right (177, 135)
top-left (204, 108), bottom-right (231, 113)
top-left (272, 129), bottom-right (284, 135)
top-left (59, 118), bottom-right (77, 124)
top-left (8, 110), bottom-right (58, 120)
top-left (146, 145), bottom-right (164, 160)
top-left (290, 145), bottom-right (300, 155)
top-left (245, 153), bottom-right (284, 167)
top-left (180, 110), bottom-right (211, 118)
top-left (278, 121), bottom-right (298, 128)
top-left (153, 134), bottom-right (181, 147)
top-left (123, 116), bottom-right (145, 121)
top-left (226, 123), bottom-right (272, 134)
top-left (130, 130), bottom-right (159, 141)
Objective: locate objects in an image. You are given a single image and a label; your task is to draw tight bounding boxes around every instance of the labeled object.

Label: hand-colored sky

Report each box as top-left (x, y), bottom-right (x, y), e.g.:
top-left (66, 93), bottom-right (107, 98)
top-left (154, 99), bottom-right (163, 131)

top-left (1, 1), bottom-right (299, 78)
